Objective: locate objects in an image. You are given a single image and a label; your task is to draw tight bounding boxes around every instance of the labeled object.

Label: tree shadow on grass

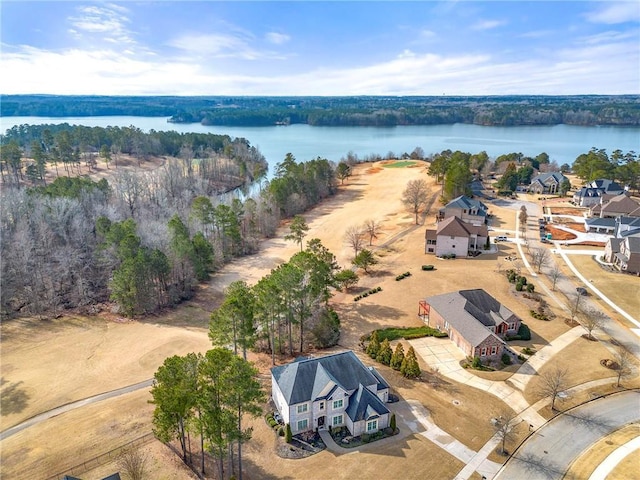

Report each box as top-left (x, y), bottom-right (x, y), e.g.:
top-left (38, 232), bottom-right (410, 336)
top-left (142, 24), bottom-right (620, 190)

top-left (1, 377), bottom-right (30, 416)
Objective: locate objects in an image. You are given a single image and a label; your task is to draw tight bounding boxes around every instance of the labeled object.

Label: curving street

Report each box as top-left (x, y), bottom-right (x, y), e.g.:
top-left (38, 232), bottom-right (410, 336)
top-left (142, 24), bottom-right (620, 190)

top-left (494, 390), bottom-right (640, 480)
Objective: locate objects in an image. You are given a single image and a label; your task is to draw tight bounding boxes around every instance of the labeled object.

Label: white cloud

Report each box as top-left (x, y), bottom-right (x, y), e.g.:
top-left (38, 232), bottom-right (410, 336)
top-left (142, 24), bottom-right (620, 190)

top-left (168, 33), bottom-right (258, 59)
top-left (585, 2), bottom-right (640, 24)
top-left (68, 4), bottom-right (135, 45)
top-left (471, 19), bottom-right (507, 31)
top-left (265, 32), bottom-right (290, 45)
top-left (1, 29), bottom-right (638, 96)
top-left (420, 29), bottom-right (436, 38)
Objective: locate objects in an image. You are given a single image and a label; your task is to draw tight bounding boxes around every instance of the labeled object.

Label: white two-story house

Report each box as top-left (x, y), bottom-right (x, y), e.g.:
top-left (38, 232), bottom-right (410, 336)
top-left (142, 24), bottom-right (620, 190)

top-left (271, 351), bottom-right (390, 436)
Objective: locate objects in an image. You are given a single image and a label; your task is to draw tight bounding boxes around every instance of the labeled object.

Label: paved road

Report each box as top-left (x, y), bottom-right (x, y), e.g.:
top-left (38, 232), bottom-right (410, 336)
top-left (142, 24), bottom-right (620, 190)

top-left (494, 390), bottom-right (640, 480)
top-left (0, 379), bottom-right (153, 441)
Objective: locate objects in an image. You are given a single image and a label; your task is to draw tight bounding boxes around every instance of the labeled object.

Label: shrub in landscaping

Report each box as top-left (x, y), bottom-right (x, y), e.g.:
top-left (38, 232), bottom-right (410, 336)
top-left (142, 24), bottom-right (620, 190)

top-left (285, 424), bottom-right (292, 443)
top-left (526, 283), bottom-right (535, 293)
top-left (278, 426), bottom-right (284, 437)
top-left (501, 353), bottom-right (512, 365)
top-left (518, 323), bottom-right (531, 341)
top-left (422, 265), bottom-right (435, 271)
top-left (361, 433), bottom-right (370, 443)
top-left (518, 276), bottom-right (527, 285)
top-left (472, 356), bottom-right (482, 368)
top-left (515, 282), bottom-right (524, 291)
top-left (522, 347), bottom-right (536, 355)
top-left (390, 414), bottom-right (396, 432)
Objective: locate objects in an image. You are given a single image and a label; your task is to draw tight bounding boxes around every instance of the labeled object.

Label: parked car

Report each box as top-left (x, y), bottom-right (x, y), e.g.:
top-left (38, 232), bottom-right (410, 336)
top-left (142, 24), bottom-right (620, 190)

top-left (576, 287), bottom-right (588, 296)
top-left (495, 235), bottom-right (508, 242)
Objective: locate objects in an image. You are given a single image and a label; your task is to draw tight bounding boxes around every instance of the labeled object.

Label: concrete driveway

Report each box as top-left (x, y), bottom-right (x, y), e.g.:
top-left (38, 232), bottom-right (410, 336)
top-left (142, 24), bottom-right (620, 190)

top-left (410, 337), bottom-right (546, 427)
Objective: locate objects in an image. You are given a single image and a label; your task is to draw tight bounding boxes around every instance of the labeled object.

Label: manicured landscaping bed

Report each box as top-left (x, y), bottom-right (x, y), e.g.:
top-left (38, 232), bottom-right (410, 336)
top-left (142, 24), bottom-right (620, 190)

top-left (364, 326), bottom-right (447, 342)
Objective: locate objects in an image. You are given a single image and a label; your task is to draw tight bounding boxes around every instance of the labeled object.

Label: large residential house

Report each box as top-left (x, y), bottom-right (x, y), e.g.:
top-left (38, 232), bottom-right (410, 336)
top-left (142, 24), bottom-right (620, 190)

top-left (424, 216), bottom-right (488, 257)
top-left (604, 237), bottom-right (640, 275)
top-left (589, 193), bottom-right (640, 219)
top-left (573, 179), bottom-right (625, 207)
top-left (418, 289), bottom-right (520, 360)
top-left (437, 195), bottom-right (488, 225)
top-left (528, 172), bottom-right (569, 195)
top-left (271, 351), bottom-right (390, 436)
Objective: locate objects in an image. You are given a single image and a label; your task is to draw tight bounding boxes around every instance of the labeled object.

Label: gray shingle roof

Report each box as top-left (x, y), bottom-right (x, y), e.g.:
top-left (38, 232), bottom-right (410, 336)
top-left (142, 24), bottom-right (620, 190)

top-left (345, 384), bottom-right (390, 422)
top-left (271, 351), bottom-right (381, 405)
top-left (444, 195), bottom-right (488, 213)
top-left (530, 172), bottom-right (567, 185)
top-left (425, 289), bottom-right (518, 347)
top-left (586, 217), bottom-right (616, 228)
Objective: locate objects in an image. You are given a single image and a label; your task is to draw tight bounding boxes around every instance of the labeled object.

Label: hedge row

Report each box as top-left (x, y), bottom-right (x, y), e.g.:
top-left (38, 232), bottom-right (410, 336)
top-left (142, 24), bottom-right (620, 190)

top-left (354, 286), bottom-right (382, 301)
top-left (395, 271), bottom-right (412, 281)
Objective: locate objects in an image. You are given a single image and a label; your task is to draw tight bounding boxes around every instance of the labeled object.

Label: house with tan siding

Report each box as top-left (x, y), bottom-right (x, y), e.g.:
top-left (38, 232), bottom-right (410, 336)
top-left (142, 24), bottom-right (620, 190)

top-left (424, 216), bottom-right (488, 257)
top-left (419, 289), bottom-right (520, 360)
top-left (271, 351), bottom-right (390, 435)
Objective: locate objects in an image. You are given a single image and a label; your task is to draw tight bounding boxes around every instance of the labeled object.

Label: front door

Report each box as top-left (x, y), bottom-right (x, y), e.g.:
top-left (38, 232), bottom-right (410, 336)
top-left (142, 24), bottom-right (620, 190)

top-left (318, 416), bottom-right (325, 429)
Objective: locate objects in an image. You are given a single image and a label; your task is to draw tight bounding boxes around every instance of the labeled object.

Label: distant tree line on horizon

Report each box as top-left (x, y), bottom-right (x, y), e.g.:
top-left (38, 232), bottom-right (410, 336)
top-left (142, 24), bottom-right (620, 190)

top-left (2, 94), bottom-right (639, 127)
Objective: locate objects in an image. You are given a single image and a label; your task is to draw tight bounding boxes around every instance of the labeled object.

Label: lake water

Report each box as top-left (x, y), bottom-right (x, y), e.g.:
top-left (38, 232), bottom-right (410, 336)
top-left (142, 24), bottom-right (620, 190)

top-left (3, 116), bottom-right (639, 176)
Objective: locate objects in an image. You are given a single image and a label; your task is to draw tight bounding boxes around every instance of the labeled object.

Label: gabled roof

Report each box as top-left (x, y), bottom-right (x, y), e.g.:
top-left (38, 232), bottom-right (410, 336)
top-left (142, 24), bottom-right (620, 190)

top-left (271, 351), bottom-right (381, 405)
top-left (530, 172), bottom-right (567, 185)
top-left (607, 238), bottom-right (622, 254)
top-left (624, 237), bottom-right (640, 254)
top-left (443, 195), bottom-right (488, 214)
top-left (574, 187), bottom-right (602, 199)
top-left (425, 289), bottom-right (518, 347)
top-left (345, 384), bottom-right (389, 422)
top-left (437, 216), bottom-right (488, 238)
top-left (601, 194), bottom-right (640, 214)
top-left (586, 217), bottom-right (616, 228)
top-left (589, 179), bottom-right (624, 193)
top-left (368, 366), bottom-right (390, 391)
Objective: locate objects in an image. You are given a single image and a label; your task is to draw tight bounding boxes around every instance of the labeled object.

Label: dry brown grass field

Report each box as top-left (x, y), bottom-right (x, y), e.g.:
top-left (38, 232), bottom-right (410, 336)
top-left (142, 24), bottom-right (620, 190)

top-left (1, 161), bottom-right (633, 479)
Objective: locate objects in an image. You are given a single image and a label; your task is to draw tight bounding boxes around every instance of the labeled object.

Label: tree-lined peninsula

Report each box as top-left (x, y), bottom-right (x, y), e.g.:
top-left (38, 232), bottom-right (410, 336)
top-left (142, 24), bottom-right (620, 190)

top-left (2, 94), bottom-right (639, 127)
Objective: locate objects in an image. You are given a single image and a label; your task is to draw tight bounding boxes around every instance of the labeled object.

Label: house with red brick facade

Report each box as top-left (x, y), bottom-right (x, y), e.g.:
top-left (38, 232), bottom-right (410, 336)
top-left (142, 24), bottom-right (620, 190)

top-left (418, 289), bottom-right (520, 360)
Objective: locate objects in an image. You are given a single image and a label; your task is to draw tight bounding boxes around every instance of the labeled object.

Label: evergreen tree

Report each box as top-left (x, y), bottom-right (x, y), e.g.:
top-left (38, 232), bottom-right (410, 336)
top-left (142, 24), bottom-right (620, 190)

top-left (366, 330), bottom-right (381, 359)
top-left (390, 343), bottom-right (405, 370)
top-left (376, 338), bottom-right (393, 365)
top-left (400, 346), bottom-right (421, 378)
top-left (353, 249), bottom-right (378, 273)
top-left (284, 214), bottom-right (309, 251)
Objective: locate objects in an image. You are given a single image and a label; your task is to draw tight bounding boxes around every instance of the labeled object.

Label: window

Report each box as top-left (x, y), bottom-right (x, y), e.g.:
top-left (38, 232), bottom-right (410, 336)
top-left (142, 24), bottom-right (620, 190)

top-left (297, 419), bottom-right (308, 431)
top-left (297, 404), bottom-right (308, 414)
top-left (481, 347), bottom-right (487, 356)
top-left (319, 401), bottom-right (325, 410)
top-left (366, 420), bottom-right (378, 432)
top-left (491, 346), bottom-right (498, 355)
top-left (332, 415), bottom-right (343, 426)
top-left (332, 399), bottom-right (343, 409)
top-left (508, 322), bottom-right (516, 331)
top-left (428, 248), bottom-right (434, 253)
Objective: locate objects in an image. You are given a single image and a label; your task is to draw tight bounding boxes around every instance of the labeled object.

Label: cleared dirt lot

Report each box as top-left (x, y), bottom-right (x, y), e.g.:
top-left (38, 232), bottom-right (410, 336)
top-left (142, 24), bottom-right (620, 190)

top-left (0, 162), bottom-right (627, 479)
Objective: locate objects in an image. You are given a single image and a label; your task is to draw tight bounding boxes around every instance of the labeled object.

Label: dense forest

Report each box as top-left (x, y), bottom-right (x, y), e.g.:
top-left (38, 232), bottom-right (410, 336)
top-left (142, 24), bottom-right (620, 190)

top-left (2, 94), bottom-right (639, 127)
top-left (0, 124), bottom-right (339, 319)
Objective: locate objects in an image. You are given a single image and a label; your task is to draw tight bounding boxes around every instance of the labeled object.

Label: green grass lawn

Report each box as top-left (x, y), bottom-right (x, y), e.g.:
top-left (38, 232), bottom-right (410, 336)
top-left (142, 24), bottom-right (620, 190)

top-left (382, 161), bottom-right (417, 168)
top-left (365, 325), bottom-right (448, 342)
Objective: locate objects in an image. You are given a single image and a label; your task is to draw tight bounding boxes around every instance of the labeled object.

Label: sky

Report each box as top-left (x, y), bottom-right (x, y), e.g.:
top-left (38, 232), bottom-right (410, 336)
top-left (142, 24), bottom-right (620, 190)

top-left (1, 1), bottom-right (639, 96)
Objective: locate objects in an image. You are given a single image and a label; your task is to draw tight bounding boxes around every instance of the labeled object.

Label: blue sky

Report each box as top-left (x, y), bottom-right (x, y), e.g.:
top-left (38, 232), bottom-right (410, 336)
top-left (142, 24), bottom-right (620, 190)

top-left (1, 1), bottom-right (639, 95)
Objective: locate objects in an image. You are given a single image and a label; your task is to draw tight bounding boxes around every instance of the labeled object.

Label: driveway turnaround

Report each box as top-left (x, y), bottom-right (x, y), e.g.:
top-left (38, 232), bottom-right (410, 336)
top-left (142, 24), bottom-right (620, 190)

top-left (494, 390), bottom-right (640, 480)
top-left (410, 337), bottom-right (546, 428)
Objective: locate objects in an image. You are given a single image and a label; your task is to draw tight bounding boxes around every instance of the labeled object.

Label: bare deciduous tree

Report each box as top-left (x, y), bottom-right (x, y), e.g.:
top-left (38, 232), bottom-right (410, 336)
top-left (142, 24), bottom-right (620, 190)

top-left (493, 409), bottom-right (520, 455)
top-left (580, 308), bottom-right (605, 340)
top-left (537, 367), bottom-right (569, 411)
top-left (549, 263), bottom-right (562, 291)
top-left (519, 206), bottom-right (528, 234)
top-left (571, 292), bottom-right (584, 321)
top-left (344, 225), bottom-right (365, 257)
top-left (402, 179), bottom-right (430, 224)
top-left (118, 447), bottom-right (149, 480)
top-left (530, 248), bottom-right (550, 273)
top-left (363, 219), bottom-right (383, 246)
top-left (613, 347), bottom-right (634, 387)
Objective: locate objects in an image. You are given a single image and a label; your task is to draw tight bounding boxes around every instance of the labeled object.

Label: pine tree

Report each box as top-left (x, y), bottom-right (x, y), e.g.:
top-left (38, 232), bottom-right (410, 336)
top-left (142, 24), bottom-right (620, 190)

top-left (390, 413), bottom-right (396, 432)
top-left (400, 346), bottom-right (421, 379)
top-left (376, 338), bottom-right (393, 366)
top-left (366, 331), bottom-right (381, 359)
top-left (390, 343), bottom-right (405, 371)
top-left (285, 423), bottom-right (292, 443)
